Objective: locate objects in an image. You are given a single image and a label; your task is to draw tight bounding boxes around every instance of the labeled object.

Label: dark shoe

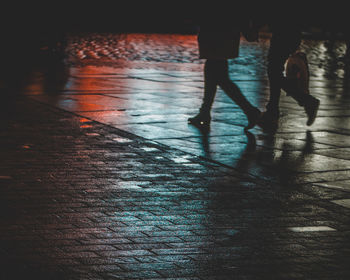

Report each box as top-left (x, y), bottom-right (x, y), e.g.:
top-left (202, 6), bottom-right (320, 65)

top-left (188, 112), bottom-right (211, 128)
top-left (304, 97), bottom-right (320, 126)
top-left (258, 109), bottom-right (279, 132)
top-left (244, 107), bottom-right (261, 131)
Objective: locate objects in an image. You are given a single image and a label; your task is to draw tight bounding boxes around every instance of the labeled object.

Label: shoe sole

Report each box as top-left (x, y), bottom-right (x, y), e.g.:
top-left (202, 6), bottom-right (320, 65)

top-left (306, 100), bottom-right (320, 126)
top-left (188, 120), bottom-right (210, 129)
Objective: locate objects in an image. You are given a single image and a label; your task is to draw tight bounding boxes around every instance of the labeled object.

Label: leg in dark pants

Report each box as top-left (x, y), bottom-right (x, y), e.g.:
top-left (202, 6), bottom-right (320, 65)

top-left (189, 59), bottom-right (261, 130)
top-left (266, 31), bottom-right (302, 114)
top-left (263, 30), bottom-right (320, 128)
top-left (198, 59), bottom-right (219, 115)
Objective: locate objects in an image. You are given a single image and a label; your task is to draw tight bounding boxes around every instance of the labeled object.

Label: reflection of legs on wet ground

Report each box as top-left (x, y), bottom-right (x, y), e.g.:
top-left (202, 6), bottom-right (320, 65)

top-left (260, 32), bottom-right (320, 130)
top-left (188, 59), bottom-right (261, 130)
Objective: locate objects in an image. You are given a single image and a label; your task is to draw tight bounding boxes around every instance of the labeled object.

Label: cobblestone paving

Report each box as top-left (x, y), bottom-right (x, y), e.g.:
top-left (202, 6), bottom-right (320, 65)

top-left (1, 32), bottom-right (350, 279)
top-left (1, 97), bottom-right (350, 280)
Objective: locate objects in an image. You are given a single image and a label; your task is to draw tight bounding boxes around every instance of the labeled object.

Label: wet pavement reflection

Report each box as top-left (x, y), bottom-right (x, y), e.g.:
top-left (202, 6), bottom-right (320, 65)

top-left (28, 33), bottom-right (350, 184)
top-left (1, 32), bottom-right (350, 279)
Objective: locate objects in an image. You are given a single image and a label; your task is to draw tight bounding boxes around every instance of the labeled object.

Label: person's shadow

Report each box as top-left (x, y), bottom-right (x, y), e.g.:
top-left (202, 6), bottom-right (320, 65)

top-left (41, 54), bottom-right (70, 97)
top-left (200, 131), bottom-right (317, 278)
top-left (189, 116), bottom-right (315, 185)
top-left (235, 130), bottom-right (315, 184)
top-left (0, 44), bottom-right (69, 126)
top-left (188, 122), bottom-right (258, 173)
top-left (189, 125), bottom-right (211, 158)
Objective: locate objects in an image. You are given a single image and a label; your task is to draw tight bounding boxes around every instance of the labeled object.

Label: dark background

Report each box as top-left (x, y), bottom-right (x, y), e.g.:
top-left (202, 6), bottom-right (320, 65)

top-left (0, 3), bottom-right (348, 59)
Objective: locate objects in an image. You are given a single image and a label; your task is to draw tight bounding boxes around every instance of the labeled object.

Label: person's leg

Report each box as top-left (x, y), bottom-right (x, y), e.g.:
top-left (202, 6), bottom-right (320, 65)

top-left (266, 33), bottom-right (299, 115)
top-left (260, 30), bottom-right (302, 130)
top-left (283, 52), bottom-right (320, 126)
top-left (199, 59), bottom-right (219, 114)
top-left (216, 60), bottom-right (261, 130)
top-left (265, 30), bottom-right (320, 127)
top-left (284, 77), bottom-right (317, 104)
top-left (188, 59), bottom-right (218, 127)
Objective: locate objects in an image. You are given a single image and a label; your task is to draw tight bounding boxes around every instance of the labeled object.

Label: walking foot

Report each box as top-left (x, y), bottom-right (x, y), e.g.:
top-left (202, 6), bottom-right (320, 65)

top-left (188, 112), bottom-right (211, 129)
top-left (304, 97), bottom-right (320, 126)
top-left (244, 107), bottom-right (262, 131)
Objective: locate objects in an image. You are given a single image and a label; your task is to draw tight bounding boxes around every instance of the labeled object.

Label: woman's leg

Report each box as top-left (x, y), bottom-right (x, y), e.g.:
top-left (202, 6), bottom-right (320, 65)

top-left (199, 59), bottom-right (219, 115)
top-left (216, 60), bottom-right (261, 129)
top-left (265, 31), bottom-right (302, 115)
top-left (189, 59), bottom-right (261, 130)
top-left (188, 59), bottom-right (219, 127)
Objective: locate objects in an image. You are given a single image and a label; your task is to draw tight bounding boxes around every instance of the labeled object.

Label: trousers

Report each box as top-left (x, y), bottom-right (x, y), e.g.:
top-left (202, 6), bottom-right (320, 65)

top-left (200, 59), bottom-right (255, 115)
top-left (266, 30), bottom-right (311, 112)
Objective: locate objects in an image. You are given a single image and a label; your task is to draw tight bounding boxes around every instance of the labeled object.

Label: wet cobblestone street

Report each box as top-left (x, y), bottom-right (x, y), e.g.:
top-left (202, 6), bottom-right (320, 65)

top-left (1, 32), bottom-right (350, 279)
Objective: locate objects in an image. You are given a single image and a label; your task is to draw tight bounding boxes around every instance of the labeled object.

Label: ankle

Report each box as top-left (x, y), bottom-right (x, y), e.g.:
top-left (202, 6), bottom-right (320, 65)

top-left (199, 108), bottom-right (211, 117)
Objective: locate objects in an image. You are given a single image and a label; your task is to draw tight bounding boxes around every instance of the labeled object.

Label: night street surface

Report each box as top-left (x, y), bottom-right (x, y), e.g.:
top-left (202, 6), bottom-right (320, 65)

top-left (0, 32), bottom-right (350, 279)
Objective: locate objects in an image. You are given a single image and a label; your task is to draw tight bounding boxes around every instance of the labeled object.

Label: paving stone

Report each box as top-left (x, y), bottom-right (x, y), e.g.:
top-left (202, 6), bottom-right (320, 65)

top-left (331, 199), bottom-right (350, 209)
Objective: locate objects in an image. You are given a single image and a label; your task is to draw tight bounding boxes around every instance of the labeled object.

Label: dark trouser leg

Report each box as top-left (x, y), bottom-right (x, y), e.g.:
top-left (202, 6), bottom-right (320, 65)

top-left (199, 59), bottom-right (219, 115)
top-left (194, 59), bottom-right (260, 130)
top-left (266, 31), bottom-right (302, 113)
top-left (215, 60), bottom-right (260, 129)
top-left (188, 59), bottom-right (220, 127)
top-left (215, 60), bottom-right (256, 114)
top-left (282, 78), bottom-right (311, 106)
